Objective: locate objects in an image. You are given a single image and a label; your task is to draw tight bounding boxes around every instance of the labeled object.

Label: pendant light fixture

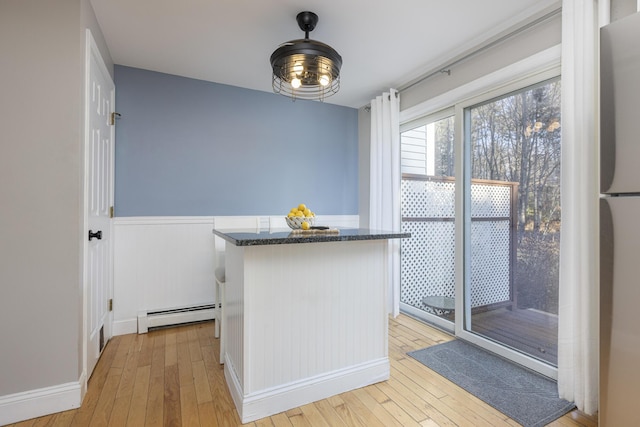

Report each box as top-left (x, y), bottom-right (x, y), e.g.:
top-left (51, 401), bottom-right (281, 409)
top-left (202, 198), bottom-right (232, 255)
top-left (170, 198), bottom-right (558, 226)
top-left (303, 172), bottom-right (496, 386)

top-left (270, 11), bottom-right (342, 101)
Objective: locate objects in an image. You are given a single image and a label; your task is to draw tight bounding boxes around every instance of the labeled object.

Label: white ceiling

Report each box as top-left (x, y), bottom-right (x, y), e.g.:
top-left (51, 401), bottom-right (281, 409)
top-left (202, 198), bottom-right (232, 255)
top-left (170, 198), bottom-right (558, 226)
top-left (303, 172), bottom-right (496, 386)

top-left (90, 0), bottom-right (560, 108)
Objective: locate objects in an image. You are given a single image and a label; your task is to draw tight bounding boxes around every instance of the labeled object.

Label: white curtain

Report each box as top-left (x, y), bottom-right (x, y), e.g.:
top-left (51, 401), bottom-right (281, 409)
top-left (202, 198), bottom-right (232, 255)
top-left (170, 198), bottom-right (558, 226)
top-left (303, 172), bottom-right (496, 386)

top-left (369, 89), bottom-right (401, 317)
top-left (557, 0), bottom-right (602, 415)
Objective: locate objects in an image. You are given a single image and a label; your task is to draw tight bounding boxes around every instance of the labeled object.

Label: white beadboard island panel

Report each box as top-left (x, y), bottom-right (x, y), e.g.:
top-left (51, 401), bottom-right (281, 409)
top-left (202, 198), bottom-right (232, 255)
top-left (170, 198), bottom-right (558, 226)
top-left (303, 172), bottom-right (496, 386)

top-left (223, 238), bottom-right (390, 423)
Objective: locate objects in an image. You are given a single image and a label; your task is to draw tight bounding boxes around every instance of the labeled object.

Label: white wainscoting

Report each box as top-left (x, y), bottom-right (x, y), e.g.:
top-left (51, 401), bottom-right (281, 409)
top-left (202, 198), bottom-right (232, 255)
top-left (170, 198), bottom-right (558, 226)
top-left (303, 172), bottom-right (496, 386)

top-left (113, 216), bottom-right (216, 335)
top-left (112, 215), bottom-right (359, 335)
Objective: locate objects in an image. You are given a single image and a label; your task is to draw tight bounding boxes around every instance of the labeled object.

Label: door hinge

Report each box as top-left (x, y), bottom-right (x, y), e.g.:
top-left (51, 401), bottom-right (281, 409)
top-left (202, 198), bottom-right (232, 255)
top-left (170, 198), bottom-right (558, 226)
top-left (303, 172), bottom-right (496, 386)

top-left (110, 112), bottom-right (121, 126)
top-left (108, 299), bottom-right (113, 312)
top-left (109, 206), bottom-right (114, 218)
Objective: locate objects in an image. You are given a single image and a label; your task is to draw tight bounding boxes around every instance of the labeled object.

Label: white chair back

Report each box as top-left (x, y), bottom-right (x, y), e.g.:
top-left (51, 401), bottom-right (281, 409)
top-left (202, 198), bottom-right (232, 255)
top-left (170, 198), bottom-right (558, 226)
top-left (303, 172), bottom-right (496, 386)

top-left (213, 216), bottom-right (260, 263)
top-left (212, 215), bottom-right (260, 363)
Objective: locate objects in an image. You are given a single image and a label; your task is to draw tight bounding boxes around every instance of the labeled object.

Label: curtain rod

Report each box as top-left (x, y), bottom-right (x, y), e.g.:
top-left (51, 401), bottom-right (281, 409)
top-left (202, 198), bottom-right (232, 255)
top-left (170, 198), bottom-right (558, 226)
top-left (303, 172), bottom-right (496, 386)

top-left (397, 5), bottom-right (562, 94)
top-left (364, 91), bottom-right (398, 112)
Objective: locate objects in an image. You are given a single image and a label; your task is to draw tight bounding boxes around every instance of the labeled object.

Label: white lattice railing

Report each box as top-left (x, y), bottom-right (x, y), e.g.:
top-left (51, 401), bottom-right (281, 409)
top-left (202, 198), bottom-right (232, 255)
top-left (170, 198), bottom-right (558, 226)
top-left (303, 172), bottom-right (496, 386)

top-left (401, 175), bottom-right (517, 311)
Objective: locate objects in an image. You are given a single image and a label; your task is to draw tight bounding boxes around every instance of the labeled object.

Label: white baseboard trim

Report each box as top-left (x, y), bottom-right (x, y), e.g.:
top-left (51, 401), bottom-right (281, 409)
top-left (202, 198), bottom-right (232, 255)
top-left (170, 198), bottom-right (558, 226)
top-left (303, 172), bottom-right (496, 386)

top-left (79, 370), bottom-right (87, 402)
top-left (225, 357), bottom-right (390, 423)
top-left (112, 318), bottom-right (138, 336)
top-left (0, 381), bottom-right (82, 425)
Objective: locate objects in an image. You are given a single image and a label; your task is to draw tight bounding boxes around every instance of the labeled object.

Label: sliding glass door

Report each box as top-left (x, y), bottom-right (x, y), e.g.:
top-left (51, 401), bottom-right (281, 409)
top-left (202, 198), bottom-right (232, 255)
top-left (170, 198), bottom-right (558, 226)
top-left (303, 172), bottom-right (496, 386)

top-left (400, 73), bottom-right (562, 378)
top-left (459, 77), bottom-right (561, 377)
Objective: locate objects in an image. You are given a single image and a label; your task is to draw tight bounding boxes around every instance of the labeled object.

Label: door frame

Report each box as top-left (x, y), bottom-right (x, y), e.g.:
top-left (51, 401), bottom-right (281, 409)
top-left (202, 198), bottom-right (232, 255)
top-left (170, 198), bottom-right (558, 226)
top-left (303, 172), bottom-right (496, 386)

top-left (82, 28), bottom-right (115, 394)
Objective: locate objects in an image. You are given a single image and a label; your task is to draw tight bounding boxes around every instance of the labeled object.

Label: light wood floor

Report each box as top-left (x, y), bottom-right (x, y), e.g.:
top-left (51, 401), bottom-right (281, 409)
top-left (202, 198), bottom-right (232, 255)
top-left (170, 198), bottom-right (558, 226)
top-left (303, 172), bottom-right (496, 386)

top-left (8, 315), bottom-right (597, 427)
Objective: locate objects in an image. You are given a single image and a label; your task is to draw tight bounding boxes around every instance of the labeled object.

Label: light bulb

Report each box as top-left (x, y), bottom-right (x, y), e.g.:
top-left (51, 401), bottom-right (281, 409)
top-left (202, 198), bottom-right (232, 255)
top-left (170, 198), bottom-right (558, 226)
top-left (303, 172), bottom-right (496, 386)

top-left (291, 78), bottom-right (301, 89)
top-left (293, 63), bottom-right (304, 75)
top-left (319, 74), bottom-right (330, 86)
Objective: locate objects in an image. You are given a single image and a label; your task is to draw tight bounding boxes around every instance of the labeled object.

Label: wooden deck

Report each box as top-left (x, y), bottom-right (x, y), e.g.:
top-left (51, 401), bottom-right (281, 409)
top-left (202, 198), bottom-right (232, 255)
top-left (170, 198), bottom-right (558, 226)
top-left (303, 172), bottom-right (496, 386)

top-left (425, 303), bottom-right (558, 365)
top-left (472, 307), bottom-right (558, 365)
top-left (7, 315), bottom-right (595, 426)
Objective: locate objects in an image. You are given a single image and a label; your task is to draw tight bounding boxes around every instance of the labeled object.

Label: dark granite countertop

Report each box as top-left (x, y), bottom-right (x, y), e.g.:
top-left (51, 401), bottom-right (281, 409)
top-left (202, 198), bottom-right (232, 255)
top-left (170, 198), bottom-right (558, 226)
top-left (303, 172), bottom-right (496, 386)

top-left (212, 228), bottom-right (410, 247)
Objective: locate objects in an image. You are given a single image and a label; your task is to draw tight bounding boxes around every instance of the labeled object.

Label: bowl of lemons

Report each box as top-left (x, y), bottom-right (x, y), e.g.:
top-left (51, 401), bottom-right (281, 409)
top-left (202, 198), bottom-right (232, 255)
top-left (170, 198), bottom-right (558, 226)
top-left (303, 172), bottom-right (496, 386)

top-left (285, 204), bottom-right (316, 230)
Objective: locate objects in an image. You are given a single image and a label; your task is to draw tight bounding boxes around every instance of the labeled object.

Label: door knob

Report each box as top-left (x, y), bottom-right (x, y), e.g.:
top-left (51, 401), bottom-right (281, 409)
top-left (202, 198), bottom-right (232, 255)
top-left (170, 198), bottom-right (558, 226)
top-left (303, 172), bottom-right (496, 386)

top-left (88, 230), bottom-right (102, 241)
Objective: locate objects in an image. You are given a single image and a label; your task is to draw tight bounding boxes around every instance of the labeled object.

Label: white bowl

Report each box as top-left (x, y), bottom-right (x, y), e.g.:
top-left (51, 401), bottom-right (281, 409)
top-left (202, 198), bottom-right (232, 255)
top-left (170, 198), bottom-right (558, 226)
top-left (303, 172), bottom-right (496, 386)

top-left (285, 216), bottom-right (316, 229)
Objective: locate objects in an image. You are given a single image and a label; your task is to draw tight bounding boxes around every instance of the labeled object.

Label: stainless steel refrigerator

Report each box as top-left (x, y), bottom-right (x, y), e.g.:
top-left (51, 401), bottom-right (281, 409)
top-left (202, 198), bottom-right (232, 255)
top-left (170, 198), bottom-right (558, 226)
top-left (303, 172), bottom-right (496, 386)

top-left (600, 11), bottom-right (640, 427)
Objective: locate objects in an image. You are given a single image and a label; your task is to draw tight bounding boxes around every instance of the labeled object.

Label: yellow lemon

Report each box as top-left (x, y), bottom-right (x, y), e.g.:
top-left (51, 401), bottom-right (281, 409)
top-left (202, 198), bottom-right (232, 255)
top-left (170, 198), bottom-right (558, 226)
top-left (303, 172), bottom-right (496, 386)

top-left (287, 212), bottom-right (295, 218)
top-left (298, 203), bottom-right (307, 211)
top-left (290, 207), bottom-right (298, 213)
top-left (303, 208), bottom-right (311, 217)
top-left (301, 221), bottom-right (310, 230)
top-left (295, 210), bottom-right (304, 217)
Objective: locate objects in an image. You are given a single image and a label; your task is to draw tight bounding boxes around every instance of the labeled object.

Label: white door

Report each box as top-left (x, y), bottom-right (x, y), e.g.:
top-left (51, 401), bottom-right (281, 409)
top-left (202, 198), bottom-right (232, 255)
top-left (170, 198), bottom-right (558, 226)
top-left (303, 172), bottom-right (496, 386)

top-left (85, 30), bottom-right (115, 378)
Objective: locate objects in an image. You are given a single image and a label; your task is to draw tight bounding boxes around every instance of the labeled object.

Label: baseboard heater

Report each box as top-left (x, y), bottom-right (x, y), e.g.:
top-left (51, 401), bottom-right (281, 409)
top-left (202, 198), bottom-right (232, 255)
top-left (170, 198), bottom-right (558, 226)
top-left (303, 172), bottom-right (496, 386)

top-left (137, 304), bottom-right (215, 333)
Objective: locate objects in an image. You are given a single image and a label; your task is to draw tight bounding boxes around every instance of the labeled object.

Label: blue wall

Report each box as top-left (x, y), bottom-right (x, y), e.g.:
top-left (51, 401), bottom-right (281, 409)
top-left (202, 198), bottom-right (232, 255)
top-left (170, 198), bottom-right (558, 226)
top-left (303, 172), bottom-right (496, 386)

top-left (114, 66), bottom-right (359, 216)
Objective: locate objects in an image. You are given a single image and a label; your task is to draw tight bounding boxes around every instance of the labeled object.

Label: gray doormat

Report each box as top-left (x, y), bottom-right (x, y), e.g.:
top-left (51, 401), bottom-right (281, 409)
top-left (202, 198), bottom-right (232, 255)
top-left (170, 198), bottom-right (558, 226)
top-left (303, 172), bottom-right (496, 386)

top-left (408, 340), bottom-right (575, 427)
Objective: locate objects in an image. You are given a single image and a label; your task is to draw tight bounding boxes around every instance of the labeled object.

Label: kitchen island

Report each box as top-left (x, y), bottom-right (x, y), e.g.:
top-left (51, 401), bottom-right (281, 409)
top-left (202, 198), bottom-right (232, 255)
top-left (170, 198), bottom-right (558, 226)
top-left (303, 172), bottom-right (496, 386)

top-left (212, 227), bottom-right (409, 423)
